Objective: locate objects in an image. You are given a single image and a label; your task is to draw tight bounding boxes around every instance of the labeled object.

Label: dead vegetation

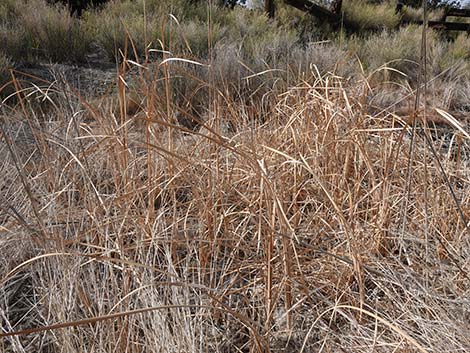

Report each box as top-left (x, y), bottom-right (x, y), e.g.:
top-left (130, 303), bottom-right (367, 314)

top-left (1, 1), bottom-right (470, 352)
top-left (1, 50), bottom-right (469, 352)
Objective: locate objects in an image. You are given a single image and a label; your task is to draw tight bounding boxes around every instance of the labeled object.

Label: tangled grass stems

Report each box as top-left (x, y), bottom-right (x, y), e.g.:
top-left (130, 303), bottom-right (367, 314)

top-left (0, 45), bottom-right (469, 352)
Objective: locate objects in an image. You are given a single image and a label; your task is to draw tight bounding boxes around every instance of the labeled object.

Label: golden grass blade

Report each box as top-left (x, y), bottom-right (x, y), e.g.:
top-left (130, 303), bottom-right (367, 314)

top-left (243, 69), bottom-right (286, 80)
top-left (434, 108), bottom-right (470, 140)
top-left (160, 57), bottom-right (209, 67)
top-left (0, 305), bottom-right (212, 338)
top-left (300, 305), bottom-right (428, 353)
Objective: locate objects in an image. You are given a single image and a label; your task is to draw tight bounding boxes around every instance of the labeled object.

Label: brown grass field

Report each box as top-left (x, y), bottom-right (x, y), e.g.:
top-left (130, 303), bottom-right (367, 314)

top-left (1, 1), bottom-right (470, 352)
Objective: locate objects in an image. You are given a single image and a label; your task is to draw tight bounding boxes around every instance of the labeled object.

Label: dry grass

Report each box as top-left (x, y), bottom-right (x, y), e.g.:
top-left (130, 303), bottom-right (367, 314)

top-left (400, 6), bottom-right (446, 23)
top-left (0, 44), bottom-right (469, 352)
top-left (342, 0), bottom-right (401, 30)
top-left (0, 54), bottom-right (13, 90)
top-left (1, 1), bottom-right (470, 352)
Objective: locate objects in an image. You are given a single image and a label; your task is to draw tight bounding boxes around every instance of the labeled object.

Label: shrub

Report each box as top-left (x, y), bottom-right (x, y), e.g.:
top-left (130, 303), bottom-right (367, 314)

top-left (82, 0), bottom-right (221, 60)
top-left (0, 0), bottom-right (93, 63)
top-left (446, 33), bottom-right (470, 61)
top-left (353, 25), bottom-right (433, 81)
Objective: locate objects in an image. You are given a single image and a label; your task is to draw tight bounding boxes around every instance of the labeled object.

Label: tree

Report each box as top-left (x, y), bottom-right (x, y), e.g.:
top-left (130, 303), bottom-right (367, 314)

top-left (265, 0), bottom-right (275, 17)
top-left (48, 0), bottom-right (109, 17)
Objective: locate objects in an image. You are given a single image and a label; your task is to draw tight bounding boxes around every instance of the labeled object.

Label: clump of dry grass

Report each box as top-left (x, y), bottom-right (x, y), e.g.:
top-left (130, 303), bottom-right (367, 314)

top-left (342, 0), bottom-right (401, 30)
top-left (1, 44), bottom-right (469, 353)
top-left (400, 6), bottom-right (446, 23)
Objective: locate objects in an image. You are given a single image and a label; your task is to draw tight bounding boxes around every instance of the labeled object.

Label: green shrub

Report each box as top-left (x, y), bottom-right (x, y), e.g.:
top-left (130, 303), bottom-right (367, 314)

top-left (0, 0), bottom-right (18, 21)
top-left (349, 25), bottom-right (470, 83)
top-left (83, 0), bottom-right (220, 60)
top-left (352, 26), bottom-right (427, 81)
top-left (0, 0), bottom-right (468, 92)
top-left (446, 33), bottom-right (470, 61)
top-left (0, 0), bottom-right (93, 63)
top-left (84, 9), bottom-right (150, 60)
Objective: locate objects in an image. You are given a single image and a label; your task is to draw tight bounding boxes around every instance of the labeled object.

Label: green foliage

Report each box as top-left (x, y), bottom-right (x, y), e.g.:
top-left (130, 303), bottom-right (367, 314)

top-left (0, 0), bottom-right (468, 88)
top-left (356, 25), bottom-right (423, 70)
top-left (83, 0), bottom-right (301, 64)
top-left (0, 0), bottom-right (18, 21)
top-left (349, 25), bottom-right (470, 82)
top-left (447, 33), bottom-right (470, 60)
top-left (0, 0), bottom-right (93, 63)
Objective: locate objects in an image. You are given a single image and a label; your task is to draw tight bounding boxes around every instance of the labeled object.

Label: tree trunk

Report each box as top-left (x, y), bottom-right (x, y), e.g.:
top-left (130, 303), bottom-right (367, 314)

top-left (331, 0), bottom-right (343, 15)
top-left (265, 0), bottom-right (275, 18)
